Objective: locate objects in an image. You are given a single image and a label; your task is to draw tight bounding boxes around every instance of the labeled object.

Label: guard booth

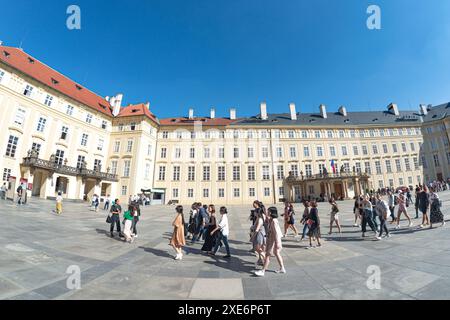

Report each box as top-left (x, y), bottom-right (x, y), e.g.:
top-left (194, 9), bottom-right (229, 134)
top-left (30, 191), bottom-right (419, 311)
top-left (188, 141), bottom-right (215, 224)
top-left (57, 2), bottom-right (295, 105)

top-left (141, 188), bottom-right (166, 205)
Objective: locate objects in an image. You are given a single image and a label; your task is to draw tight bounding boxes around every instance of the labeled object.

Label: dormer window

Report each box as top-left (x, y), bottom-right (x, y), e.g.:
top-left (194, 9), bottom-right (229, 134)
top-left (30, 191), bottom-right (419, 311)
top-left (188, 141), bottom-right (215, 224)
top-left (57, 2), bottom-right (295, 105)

top-left (3, 51), bottom-right (10, 58)
top-left (373, 118), bottom-right (378, 122)
top-left (28, 57), bottom-right (35, 64)
top-left (344, 119), bottom-right (350, 123)
top-left (75, 84), bottom-right (83, 90)
top-left (23, 84), bottom-right (33, 97)
top-left (51, 78), bottom-right (59, 85)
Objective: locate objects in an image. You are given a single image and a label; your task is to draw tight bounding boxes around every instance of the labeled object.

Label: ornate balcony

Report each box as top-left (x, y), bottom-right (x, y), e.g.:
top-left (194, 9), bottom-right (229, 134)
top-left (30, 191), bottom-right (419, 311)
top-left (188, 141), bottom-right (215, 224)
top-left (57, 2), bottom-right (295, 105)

top-left (286, 171), bottom-right (370, 183)
top-left (22, 151), bottom-right (118, 182)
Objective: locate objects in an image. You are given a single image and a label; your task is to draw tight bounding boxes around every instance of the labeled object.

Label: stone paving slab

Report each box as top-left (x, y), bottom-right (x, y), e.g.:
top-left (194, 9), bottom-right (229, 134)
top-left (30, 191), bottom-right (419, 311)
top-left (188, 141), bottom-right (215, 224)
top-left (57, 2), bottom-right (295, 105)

top-left (1, 191), bottom-right (450, 299)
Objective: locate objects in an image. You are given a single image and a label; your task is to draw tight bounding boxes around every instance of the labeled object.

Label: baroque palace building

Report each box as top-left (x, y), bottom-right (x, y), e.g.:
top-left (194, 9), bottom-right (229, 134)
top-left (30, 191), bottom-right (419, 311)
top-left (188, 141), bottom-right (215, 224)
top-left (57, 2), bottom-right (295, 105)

top-left (1, 44), bottom-right (449, 205)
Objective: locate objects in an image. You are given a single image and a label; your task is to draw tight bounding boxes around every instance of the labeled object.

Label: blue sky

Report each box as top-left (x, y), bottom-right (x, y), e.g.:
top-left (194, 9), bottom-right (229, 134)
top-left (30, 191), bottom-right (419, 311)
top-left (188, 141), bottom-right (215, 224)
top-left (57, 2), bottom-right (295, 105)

top-left (1, 0), bottom-right (450, 118)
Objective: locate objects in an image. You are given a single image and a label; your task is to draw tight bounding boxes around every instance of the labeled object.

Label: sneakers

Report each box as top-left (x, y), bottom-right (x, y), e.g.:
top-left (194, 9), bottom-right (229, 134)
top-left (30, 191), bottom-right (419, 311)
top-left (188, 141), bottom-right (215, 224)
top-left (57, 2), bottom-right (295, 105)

top-left (395, 225), bottom-right (400, 229)
top-left (387, 233), bottom-right (392, 238)
top-left (175, 253), bottom-right (183, 260)
top-left (376, 236), bottom-right (382, 240)
top-left (254, 270), bottom-right (265, 277)
top-left (275, 268), bottom-right (286, 274)
top-left (408, 222), bottom-right (413, 228)
top-left (353, 223), bottom-right (358, 227)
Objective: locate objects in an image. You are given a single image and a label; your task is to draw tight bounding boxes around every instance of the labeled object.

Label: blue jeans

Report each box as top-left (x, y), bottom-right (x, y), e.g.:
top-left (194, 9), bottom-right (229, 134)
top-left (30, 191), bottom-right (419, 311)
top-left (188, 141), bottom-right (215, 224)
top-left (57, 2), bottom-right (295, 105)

top-left (213, 233), bottom-right (230, 256)
top-left (362, 209), bottom-right (377, 233)
top-left (302, 224), bottom-right (309, 238)
top-left (192, 225), bottom-right (205, 242)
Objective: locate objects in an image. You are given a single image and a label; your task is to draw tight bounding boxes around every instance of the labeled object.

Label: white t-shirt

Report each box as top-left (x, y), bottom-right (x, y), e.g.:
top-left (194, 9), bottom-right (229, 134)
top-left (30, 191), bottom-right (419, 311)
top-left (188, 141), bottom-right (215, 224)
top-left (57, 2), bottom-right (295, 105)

top-left (218, 214), bottom-right (229, 237)
top-left (56, 195), bottom-right (63, 203)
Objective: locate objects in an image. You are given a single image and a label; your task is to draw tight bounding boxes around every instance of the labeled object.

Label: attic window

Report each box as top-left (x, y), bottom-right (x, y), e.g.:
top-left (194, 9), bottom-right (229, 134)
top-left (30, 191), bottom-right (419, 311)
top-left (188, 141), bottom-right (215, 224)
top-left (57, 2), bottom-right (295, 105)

top-left (344, 119), bottom-right (350, 123)
top-left (3, 51), bottom-right (10, 58)
top-left (271, 119), bottom-right (278, 122)
top-left (51, 78), bottom-right (59, 85)
top-left (99, 104), bottom-right (107, 109)
top-left (131, 109), bottom-right (139, 113)
top-left (171, 119), bottom-right (177, 122)
top-left (75, 85), bottom-right (83, 90)
top-left (373, 118), bottom-right (378, 122)
top-left (309, 119), bottom-right (316, 123)
top-left (432, 115), bottom-right (437, 118)
top-left (28, 57), bottom-right (35, 64)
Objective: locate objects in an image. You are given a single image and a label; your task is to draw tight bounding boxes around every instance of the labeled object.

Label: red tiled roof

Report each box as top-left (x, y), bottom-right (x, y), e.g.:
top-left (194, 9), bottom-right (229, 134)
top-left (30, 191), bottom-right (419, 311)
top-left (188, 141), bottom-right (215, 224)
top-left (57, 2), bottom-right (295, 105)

top-left (159, 117), bottom-right (237, 126)
top-left (117, 103), bottom-right (159, 124)
top-left (0, 46), bottom-right (113, 116)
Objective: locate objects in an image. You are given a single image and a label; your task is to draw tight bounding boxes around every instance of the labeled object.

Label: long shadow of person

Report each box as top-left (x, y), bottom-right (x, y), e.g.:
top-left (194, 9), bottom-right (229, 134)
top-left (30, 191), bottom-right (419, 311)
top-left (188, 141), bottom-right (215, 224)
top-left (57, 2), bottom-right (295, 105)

top-left (139, 246), bottom-right (174, 259)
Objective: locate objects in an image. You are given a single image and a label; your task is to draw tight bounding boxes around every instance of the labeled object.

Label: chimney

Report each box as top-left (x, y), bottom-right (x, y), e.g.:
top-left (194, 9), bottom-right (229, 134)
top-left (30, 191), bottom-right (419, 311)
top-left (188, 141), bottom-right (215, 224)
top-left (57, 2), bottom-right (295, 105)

top-left (260, 102), bottom-right (268, 120)
top-left (338, 106), bottom-right (347, 117)
top-left (188, 108), bottom-right (194, 119)
top-left (289, 103), bottom-right (297, 120)
top-left (112, 93), bottom-right (123, 117)
top-left (427, 104), bottom-right (433, 111)
top-left (144, 102), bottom-right (150, 110)
top-left (230, 108), bottom-right (236, 120)
top-left (210, 107), bottom-right (215, 119)
top-left (105, 96), bottom-right (110, 102)
top-left (319, 104), bottom-right (327, 119)
top-left (388, 103), bottom-right (399, 116)
top-left (419, 104), bottom-right (428, 115)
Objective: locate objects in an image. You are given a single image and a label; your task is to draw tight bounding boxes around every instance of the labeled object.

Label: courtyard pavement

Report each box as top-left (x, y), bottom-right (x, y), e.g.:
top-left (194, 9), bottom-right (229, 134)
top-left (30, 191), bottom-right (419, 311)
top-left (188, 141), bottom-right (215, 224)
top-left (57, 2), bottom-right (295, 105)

top-left (1, 192), bottom-right (450, 300)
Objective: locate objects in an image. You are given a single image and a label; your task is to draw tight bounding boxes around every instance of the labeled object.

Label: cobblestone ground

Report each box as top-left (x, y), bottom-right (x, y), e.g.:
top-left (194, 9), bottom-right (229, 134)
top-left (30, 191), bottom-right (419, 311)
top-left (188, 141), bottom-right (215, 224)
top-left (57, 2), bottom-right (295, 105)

top-left (1, 192), bottom-right (450, 300)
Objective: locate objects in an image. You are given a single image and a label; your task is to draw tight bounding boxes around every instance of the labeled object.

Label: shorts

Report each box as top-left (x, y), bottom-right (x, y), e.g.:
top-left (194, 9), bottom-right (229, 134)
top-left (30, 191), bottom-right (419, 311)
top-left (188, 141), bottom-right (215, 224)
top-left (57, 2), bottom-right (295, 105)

top-left (330, 212), bottom-right (339, 222)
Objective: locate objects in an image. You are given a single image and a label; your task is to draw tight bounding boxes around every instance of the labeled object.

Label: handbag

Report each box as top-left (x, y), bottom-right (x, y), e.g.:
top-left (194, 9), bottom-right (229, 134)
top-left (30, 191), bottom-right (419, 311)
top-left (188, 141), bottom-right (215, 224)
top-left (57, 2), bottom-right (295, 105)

top-left (306, 219), bottom-right (314, 226)
top-left (106, 215), bottom-right (112, 224)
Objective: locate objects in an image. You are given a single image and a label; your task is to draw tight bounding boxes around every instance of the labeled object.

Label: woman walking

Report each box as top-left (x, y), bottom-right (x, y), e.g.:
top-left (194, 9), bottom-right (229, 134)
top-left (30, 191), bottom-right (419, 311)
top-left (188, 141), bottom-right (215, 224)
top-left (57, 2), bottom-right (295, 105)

top-left (395, 192), bottom-right (413, 229)
top-left (170, 205), bottom-right (186, 260)
top-left (187, 203), bottom-right (198, 239)
top-left (283, 202), bottom-right (299, 237)
top-left (255, 207), bottom-right (286, 276)
top-left (55, 191), bottom-right (63, 215)
top-left (202, 205), bottom-right (218, 253)
top-left (429, 187), bottom-right (445, 228)
top-left (250, 209), bottom-right (266, 266)
top-left (123, 206), bottom-right (135, 243)
top-left (307, 201), bottom-right (321, 248)
top-left (299, 201), bottom-right (311, 241)
top-left (418, 187), bottom-right (430, 228)
top-left (328, 198), bottom-right (342, 235)
top-left (362, 194), bottom-right (377, 237)
top-left (353, 195), bottom-right (363, 227)
top-left (211, 207), bottom-right (231, 258)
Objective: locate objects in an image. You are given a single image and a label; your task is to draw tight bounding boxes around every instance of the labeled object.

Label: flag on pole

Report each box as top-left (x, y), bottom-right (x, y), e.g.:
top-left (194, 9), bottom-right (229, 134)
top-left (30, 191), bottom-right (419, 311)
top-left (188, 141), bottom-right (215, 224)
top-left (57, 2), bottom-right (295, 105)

top-left (331, 160), bottom-right (336, 174)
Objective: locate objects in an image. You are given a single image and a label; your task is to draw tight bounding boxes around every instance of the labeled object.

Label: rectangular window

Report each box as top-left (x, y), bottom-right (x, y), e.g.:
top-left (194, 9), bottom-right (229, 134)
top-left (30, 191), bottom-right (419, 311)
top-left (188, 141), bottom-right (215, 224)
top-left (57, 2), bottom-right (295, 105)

top-left (188, 166), bottom-right (195, 181)
top-left (55, 150), bottom-right (64, 165)
top-left (309, 185), bottom-right (315, 195)
top-left (329, 146), bottom-right (336, 157)
top-left (60, 126), bottom-right (69, 140)
top-left (121, 186), bottom-right (127, 196)
top-left (176, 131), bottom-right (182, 139)
top-left (341, 145), bottom-right (348, 156)
top-left (14, 108), bottom-right (26, 126)
top-left (123, 160), bottom-right (131, 177)
top-left (162, 131), bottom-right (168, 139)
top-left (218, 166), bottom-right (225, 181)
top-left (174, 147), bottom-right (181, 159)
top-left (36, 117), bottom-right (47, 132)
top-left (375, 161), bottom-right (382, 174)
top-left (233, 147), bottom-right (239, 158)
top-left (44, 95), bottom-right (53, 107)
top-left (277, 165), bottom-right (284, 180)
top-left (276, 146), bottom-right (283, 158)
top-left (233, 188), bottom-right (240, 197)
top-left (290, 146), bottom-right (297, 158)
top-left (353, 145), bottom-right (359, 156)
top-left (110, 160), bottom-right (118, 175)
top-left (318, 163), bottom-right (326, 175)
top-left (288, 130), bottom-right (295, 138)
top-left (364, 161), bottom-right (371, 174)
top-left (31, 142), bottom-right (41, 156)
top-left (0, 70), bottom-right (5, 82)
top-left (392, 144), bottom-right (398, 153)
top-left (94, 159), bottom-right (102, 171)
top-left (204, 147), bottom-right (210, 159)
top-left (389, 179), bottom-right (394, 187)
top-left (66, 105), bottom-right (74, 115)
top-left (80, 134), bottom-right (88, 147)
top-left (2, 168), bottom-right (11, 182)
top-left (147, 144), bottom-right (152, 156)
top-left (264, 187), bottom-right (270, 197)
top-left (23, 84), bottom-right (33, 97)
top-left (303, 146), bottom-right (310, 157)
top-left (362, 145), bottom-right (368, 155)
top-left (421, 156), bottom-right (428, 169)
top-left (249, 188), bottom-right (255, 197)
top-left (248, 147), bottom-right (254, 158)
top-left (378, 180), bottom-right (384, 188)
top-left (291, 164), bottom-right (299, 177)
top-left (158, 166), bottom-right (166, 180)
top-left (218, 147), bottom-right (225, 159)
top-left (262, 165), bottom-right (270, 180)
top-left (399, 178), bottom-right (404, 186)
top-left (173, 166), bottom-right (180, 181)
top-left (385, 160), bottom-right (392, 173)
top-left (217, 188), bottom-right (224, 198)
top-left (97, 139), bottom-right (104, 151)
top-left (413, 157), bottom-right (419, 170)
top-left (262, 147), bottom-right (269, 158)
top-left (305, 164), bottom-right (312, 177)
top-left (130, 122), bottom-right (136, 131)
top-left (161, 147), bottom-right (167, 158)
top-left (126, 140), bottom-right (133, 152)
top-left (86, 114), bottom-right (93, 124)
top-left (433, 154), bottom-right (440, 167)
top-left (203, 189), bottom-right (209, 198)
top-left (279, 186), bottom-right (284, 196)
top-left (395, 159), bottom-right (402, 172)
top-left (301, 130), bottom-right (308, 138)
top-left (372, 144), bottom-right (378, 155)
top-left (76, 155), bottom-right (85, 169)
top-left (401, 142), bottom-right (407, 152)
top-left (203, 166), bottom-right (211, 181)
top-left (190, 147), bottom-right (195, 159)
top-left (172, 189), bottom-right (179, 198)
top-left (355, 162), bottom-right (361, 173)
top-left (102, 120), bottom-right (107, 130)
top-left (316, 146), bottom-right (323, 157)
top-left (315, 130), bottom-right (321, 138)
top-left (339, 130), bottom-right (345, 138)
top-left (248, 165), bottom-right (256, 180)
top-left (188, 189), bottom-right (194, 198)
top-left (114, 141), bottom-right (120, 153)
top-left (233, 166), bottom-right (240, 181)
top-left (382, 144), bottom-right (388, 154)
top-left (404, 158), bottom-right (411, 171)
top-left (5, 135), bottom-right (19, 157)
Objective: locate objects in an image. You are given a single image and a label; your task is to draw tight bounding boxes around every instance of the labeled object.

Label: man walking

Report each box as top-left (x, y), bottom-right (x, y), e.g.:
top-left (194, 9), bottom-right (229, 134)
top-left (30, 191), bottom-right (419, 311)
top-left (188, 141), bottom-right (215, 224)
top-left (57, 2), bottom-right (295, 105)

top-left (104, 194), bottom-right (111, 211)
top-left (375, 194), bottom-right (390, 240)
top-left (192, 203), bottom-right (208, 243)
top-left (16, 184), bottom-right (24, 205)
top-left (109, 199), bottom-right (122, 238)
top-left (1, 182), bottom-right (7, 200)
top-left (387, 190), bottom-right (396, 223)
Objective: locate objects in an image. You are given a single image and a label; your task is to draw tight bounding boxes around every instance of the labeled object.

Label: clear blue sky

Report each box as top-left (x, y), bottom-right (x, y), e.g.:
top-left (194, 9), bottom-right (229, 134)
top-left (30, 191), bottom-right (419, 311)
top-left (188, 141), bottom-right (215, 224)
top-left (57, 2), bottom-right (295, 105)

top-left (1, 0), bottom-right (450, 118)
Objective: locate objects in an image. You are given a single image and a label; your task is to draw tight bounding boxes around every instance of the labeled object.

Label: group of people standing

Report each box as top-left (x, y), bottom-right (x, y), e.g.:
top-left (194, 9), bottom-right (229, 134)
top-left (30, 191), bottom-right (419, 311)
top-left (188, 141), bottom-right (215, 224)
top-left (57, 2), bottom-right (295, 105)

top-left (106, 198), bottom-right (141, 243)
top-left (170, 202), bottom-right (230, 261)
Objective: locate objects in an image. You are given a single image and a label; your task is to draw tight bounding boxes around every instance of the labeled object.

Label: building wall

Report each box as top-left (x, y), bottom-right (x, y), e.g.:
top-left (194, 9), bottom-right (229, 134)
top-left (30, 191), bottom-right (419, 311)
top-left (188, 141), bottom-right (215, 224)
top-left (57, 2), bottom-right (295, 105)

top-left (421, 118), bottom-right (450, 182)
